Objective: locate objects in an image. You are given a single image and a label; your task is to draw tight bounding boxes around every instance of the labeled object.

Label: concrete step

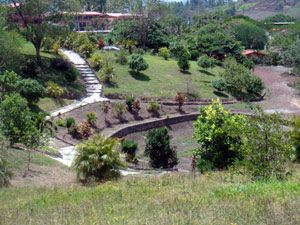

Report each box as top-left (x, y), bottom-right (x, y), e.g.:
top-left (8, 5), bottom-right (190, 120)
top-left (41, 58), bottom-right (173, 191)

top-left (81, 74), bottom-right (95, 77)
top-left (80, 71), bottom-right (94, 74)
top-left (86, 84), bottom-right (102, 89)
top-left (84, 78), bottom-right (98, 81)
top-left (85, 80), bottom-right (100, 84)
top-left (77, 68), bottom-right (92, 71)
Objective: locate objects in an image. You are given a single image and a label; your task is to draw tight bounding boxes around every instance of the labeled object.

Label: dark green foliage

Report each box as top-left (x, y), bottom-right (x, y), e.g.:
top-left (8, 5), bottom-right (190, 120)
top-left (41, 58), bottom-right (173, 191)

top-left (17, 79), bottom-right (46, 104)
top-left (177, 48), bottom-right (190, 71)
top-left (115, 50), bottom-right (128, 65)
top-left (189, 50), bottom-right (199, 61)
top-left (193, 99), bottom-right (246, 173)
top-left (244, 75), bottom-right (264, 94)
top-left (51, 59), bottom-right (71, 72)
top-left (290, 116), bottom-right (300, 162)
top-left (20, 58), bottom-right (38, 78)
top-left (65, 118), bottom-right (76, 128)
top-left (233, 24), bottom-right (267, 50)
top-left (74, 135), bottom-right (125, 181)
top-left (0, 71), bottom-right (21, 95)
top-left (144, 127), bottom-right (178, 169)
top-left (0, 134), bottom-right (11, 187)
top-left (125, 97), bottom-right (135, 111)
top-left (128, 54), bottom-right (149, 73)
top-left (135, 48), bottom-right (144, 55)
top-left (263, 14), bottom-right (297, 23)
top-left (65, 67), bottom-right (78, 83)
top-left (121, 140), bottom-right (138, 161)
top-left (212, 79), bottom-right (226, 92)
top-left (197, 55), bottom-right (216, 71)
top-left (282, 40), bottom-right (300, 73)
top-left (169, 41), bottom-right (185, 58)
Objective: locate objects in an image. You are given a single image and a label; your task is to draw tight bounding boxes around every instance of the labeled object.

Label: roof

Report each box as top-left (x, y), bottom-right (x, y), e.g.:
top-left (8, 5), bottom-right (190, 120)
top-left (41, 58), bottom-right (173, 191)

top-left (243, 50), bottom-right (266, 56)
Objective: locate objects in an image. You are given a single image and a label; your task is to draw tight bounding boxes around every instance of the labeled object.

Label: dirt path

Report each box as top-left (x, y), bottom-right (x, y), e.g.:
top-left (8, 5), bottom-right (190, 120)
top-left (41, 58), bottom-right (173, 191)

top-left (254, 66), bottom-right (300, 117)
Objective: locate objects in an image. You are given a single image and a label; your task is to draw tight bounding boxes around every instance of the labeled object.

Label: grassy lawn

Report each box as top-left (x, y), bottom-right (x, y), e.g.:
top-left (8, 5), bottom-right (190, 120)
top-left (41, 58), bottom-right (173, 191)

top-left (1, 170), bottom-right (300, 224)
top-left (37, 97), bottom-right (74, 112)
top-left (96, 52), bottom-right (229, 99)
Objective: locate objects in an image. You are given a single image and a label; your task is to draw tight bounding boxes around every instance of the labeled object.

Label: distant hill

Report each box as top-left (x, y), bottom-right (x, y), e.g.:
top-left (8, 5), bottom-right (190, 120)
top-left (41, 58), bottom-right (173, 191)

top-left (234, 0), bottom-right (300, 20)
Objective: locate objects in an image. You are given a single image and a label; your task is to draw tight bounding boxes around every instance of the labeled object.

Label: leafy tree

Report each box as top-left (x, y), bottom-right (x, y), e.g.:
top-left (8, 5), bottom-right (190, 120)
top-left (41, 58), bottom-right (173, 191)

top-left (282, 40), bottom-right (300, 74)
top-left (0, 70), bottom-right (21, 95)
top-left (17, 79), bottom-right (46, 104)
top-left (233, 23), bottom-right (267, 50)
top-left (73, 135), bottom-right (125, 181)
top-left (212, 79), bottom-right (226, 92)
top-left (169, 40), bottom-right (185, 58)
top-left (177, 48), bottom-right (190, 71)
top-left (234, 108), bottom-right (293, 180)
top-left (244, 75), bottom-right (264, 95)
top-left (128, 54), bottom-right (149, 73)
top-left (9, 0), bottom-right (79, 65)
top-left (193, 99), bottom-right (246, 173)
top-left (144, 127), bottom-right (178, 169)
top-left (158, 47), bottom-right (170, 60)
top-left (197, 55), bottom-right (216, 71)
top-left (0, 134), bottom-right (12, 187)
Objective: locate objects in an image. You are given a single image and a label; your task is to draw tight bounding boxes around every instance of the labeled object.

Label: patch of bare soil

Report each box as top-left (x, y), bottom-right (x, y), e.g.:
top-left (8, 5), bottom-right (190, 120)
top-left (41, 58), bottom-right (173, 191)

top-left (124, 121), bottom-right (199, 172)
top-left (10, 165), bottom-right (76, 188)
top-left (254, 66), bottom-right (300, 117)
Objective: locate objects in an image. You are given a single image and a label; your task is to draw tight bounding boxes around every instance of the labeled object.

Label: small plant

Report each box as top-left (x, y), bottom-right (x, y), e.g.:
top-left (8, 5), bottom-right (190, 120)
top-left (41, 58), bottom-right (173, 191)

top-left (115, 50), bottom-right (128, 65)
top-left (90, 54), bottom-right (104, 71)
top-left (212, 79), bottom-right (226, 92)
top-left (78, 122), bottom-right (92, 139)
top-left (56, 118), bottom-right (66, 127)
top-left (158, 47), bottom-right (170, 60)
top-left (125, 97), bottom-right (135, 111)
top-left (175, 92), bottom-right (185, 110)
top-left (147, 100), bottom-right (160, 114)
top-left (121, 140), bottom-right (139, 162)
top-left (100, 66), bottom-right (115, 84)
top-left (65, 118), bottom-right (76, 128)
top-left (86, 112), bottom-right (98, 126)
top-left (97, 38), bottom-right (105, 49)
top-left (50, 43), bottom-right (60, 55)
top-left (144, 127), bottom-right (178, 168)
top-left (135, 48), bottom-right (144, 55)
top-left (46, 81), bottom-right (64, 99)
top-left (112, 102), bottom-right (127, 118)
top-left (69, 123), bottom-right (79, 138)
top-left (132, 99), bottom-right (141, 112)
top-left (129, 54), bottom-right (149, 73)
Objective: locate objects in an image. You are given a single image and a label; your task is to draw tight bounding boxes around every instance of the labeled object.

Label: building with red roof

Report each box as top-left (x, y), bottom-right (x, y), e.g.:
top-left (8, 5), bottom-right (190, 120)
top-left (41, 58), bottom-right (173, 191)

top-left (243, 50), bottom-right (267, 58)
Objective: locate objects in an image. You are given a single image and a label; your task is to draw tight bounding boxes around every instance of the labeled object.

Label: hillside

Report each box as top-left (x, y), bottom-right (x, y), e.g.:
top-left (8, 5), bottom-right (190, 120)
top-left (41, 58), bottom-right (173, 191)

top-left (234, 0), bottom-right (300, 20)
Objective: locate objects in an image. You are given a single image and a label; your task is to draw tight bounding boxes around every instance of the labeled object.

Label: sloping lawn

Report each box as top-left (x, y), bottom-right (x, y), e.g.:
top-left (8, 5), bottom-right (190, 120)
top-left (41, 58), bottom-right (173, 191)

top-left (97, 53), bottom-right (229, 99)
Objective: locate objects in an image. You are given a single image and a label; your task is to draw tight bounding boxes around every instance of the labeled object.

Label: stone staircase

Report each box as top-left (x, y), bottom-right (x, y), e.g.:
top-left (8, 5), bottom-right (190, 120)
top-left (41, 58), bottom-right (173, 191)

top-left (74, 63), bottom-right (102, 96)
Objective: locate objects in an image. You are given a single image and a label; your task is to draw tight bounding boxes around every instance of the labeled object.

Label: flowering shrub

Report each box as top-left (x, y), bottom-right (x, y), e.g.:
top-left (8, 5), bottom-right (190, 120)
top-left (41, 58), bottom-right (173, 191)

top-left (78, 122), bottom-right (92, 139)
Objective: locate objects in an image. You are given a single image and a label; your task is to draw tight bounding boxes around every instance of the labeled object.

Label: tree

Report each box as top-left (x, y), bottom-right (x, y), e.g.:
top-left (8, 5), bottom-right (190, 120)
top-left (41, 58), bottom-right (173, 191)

top-left (128, 54), bottom-right (149, 73)
top-left (158, 47), bottom-right (170, 60)
top-left (17, 79), bottom-right (46, 104)
top-left (9, 0), bottom-right (79, 66)
top-left (197, 55), bottom-right (216, 71)
top-left (73, 135), bottom-right (125, 181)
top-left (80, 0), bottom-right (108, 12)
top-left (144, 127), bottom-right (178, 169)
top-left (234, 108), bottom-right (293, 180)
top-left (193, 99), bottom-right (246, 173)
top-left (233, 23), bottom-right (267, 50)
top-left (282, 40), bottom-right (300, 74)
top-left (0, 71), bottom-right (21, 96)
top-left (0, 134), bottom-right (12, 187)
top-left (0, 94), bottom-right (32, 145)
top-left (177, 48), bottom-right (190, 71)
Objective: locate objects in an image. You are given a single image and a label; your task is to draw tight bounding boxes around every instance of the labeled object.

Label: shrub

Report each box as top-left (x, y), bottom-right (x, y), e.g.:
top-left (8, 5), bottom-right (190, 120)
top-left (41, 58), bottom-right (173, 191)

top-left (158, 47), bottom-right (170, 60)
top-left (65, 118), bottom-right (76, 128)
top-left (212, 79), bottom-right (226, 92)
top-left (121, 140), bottom-right (138, 162)
top-left (197, 55), bottom-right (216, 71)
top-left (73, 135), bottom-right (125, 181)
top-left (132, 99), bottom-right (141, 112)
top-left (86, 112), bottom-right (98, 126)
top-left (169, 41), bottom-right (185, 58)
top-left (144, 127), bottom-right (178, 168)
top-left (100, 101), bottom-right (110, 115)
top-left (177, 48), bottom-right (190, 71)
top-left (234, 108), bottom-right (293, 180)
top-left (17, 79), bottom-right (46, 104)
top-left (135, 48), bottom-right (144, 55)
top-left (125, 97), bottom-right (135, 111)
top-left (0, 135), bottom-right (11, 187)
top-left (42, 37), bottom-right (56, 52)
top-left (290, 116), bottom-right (300, 161)
top-left (51, 58), bottom-right (71, 72)
top-left (50, 43), bottom-right (60, 55)
top-left (56, 118), bottom-right (66, 127)
top-left (175, 92), bottom-right (185, 110)
top-left (0, 70), bottom-right (21, 94)
top-left (78, 42), bottom-right (97, 58)
top-left (78, 122), bottom-right (92, 139)
top-left (112, 102), bottom-right (127, 118)
top-left (90, 54), bottom-right (104, 71)
top-left (115, 50), bottom-right (128, 65)
top-left (189, 50), bottom-right (199, 61)
top-left (244, 75), bottom-right (264, 95)
top-left (100, 66), bottom-right (115, 84)
top-left (46, 81), bottom-right (64, 99)
top-left (69, 123), bottom-right (79, 138)
top-left (97, 38), bottom-right (105, 49)
top-left (147, 100), bottom-right (160, 114)
top-left (65, 67), bottom-right (78, 83)
top-left (129, 54), bottom-right (149, 73)
top-left (20, 58), bottom-right (38, 78)
top-left (193, 99), bottom-right (247, 173)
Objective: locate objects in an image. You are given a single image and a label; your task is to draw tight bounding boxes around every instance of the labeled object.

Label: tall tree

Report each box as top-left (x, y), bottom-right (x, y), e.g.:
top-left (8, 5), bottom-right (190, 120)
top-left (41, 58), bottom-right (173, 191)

top-left (8, 0), bottom-right (79, 66)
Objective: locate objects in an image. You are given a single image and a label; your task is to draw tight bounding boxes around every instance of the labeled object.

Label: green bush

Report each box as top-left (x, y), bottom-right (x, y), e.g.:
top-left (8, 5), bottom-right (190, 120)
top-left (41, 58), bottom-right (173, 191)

top-left (0, 135), bottom-right (11, 188)
top-left (65, 118), bottom-right (76, 128)
top-left (121, 140), bottom-right (138, 162)
top-left (112, 102), bottom-right (127, 118)
top-left (135, 48), bottom-right (144, 55)
top-left (158, 47), bottom-right (170, 60)
top-left (65, 67), bottom-right (78, 83)
top-left (290, 116), bottom-right (300, 161)
top-left (17, 79), bottom-right (45, 104)
top-left (197, 55), bottom-right (216, 71)
top-left (51, 58), bottom-right (71, 72)
top-left (212, 79), bottom-right (226, 92)
top-left (189, 50), bottom-right (199, 61)
top-left (144, 127), bottom-right (178, 168)
top-left (56, 118), bottom-right (66, 127)
top-left (193, 99), bottom-right (247, 173)
top-left (0, 70), bottom-right (21, 94)
top-left (115, 50), bottom-right (128, 65)
top-left (125, 97), bottom-right (135, 111)
top-left (129, 54), bottom-right (149, 73)
top-left (147, 100), bottom-right (160, 114)
top-left (73, 135), bottom-right (125, 181)
top-left (20, 58), bottom-right (38, 78)
top-left (90, 54), bottom-right (104, 71)
top-left (100, 66), bottom-right (115, 84)
top-left (169, 41), bottom-right (185, 58)
top-left (177, 48), bottom-right (190, 71)
top-left (46, 81), bottom-right (64, 99)
top-left (244, 75), bottom-right (264, 95)
top-left (86, 112), bottom-right (98, 126)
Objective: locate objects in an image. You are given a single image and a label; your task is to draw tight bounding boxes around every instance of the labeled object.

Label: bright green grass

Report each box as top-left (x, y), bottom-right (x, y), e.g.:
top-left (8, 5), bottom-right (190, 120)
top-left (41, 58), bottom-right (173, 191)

top-left (237, 2), bottom-right (258, 12)
top-left (97, 53), bottom-right (228, 99)
top-left (21, 42), bottom-right (56, 59)
top-left (37, 97), bottom-right (74, 112)
top-left (1, 171), bottom-right (300, 224)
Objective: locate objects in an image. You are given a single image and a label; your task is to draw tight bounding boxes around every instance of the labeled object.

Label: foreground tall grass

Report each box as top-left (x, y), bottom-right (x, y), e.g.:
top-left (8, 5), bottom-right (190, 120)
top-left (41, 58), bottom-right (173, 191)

top-left (1, 170), bottom-right (300, 224)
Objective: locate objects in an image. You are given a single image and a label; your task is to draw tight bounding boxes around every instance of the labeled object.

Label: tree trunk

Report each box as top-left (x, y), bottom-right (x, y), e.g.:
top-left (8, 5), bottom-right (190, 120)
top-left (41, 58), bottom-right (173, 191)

top-left (34, 41), bottom-right (43, 67)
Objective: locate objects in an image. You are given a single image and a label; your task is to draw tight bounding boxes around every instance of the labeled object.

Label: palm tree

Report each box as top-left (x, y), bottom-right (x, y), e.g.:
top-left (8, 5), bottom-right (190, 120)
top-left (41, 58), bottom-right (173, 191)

top-left (73, 135), bottom-right (125, 181)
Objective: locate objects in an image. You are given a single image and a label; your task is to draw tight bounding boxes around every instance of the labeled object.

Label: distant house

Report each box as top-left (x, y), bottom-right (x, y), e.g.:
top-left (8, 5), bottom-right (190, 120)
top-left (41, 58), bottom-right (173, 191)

top-left (243, 50), bottom-right (267, 58)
